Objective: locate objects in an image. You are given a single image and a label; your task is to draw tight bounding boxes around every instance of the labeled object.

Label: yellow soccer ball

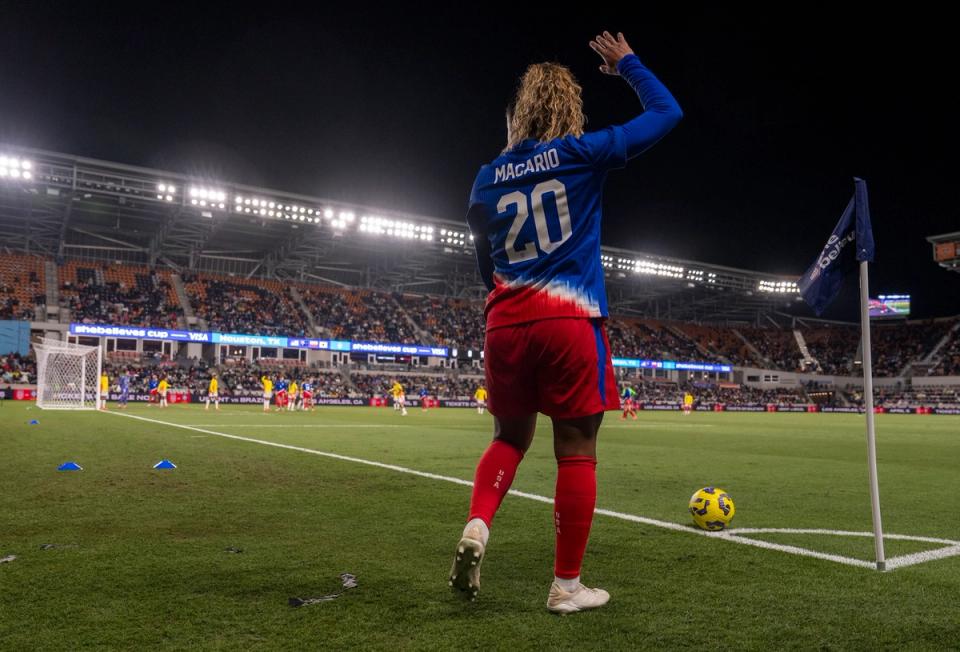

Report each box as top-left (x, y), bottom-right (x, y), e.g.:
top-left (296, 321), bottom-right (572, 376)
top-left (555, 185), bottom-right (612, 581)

top-left (689, 487), bottom-right (735, 531)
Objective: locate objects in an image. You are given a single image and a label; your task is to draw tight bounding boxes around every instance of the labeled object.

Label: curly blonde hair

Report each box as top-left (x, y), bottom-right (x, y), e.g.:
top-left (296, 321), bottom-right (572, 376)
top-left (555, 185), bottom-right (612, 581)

top-left (504, 62), bottom-right (585, 152)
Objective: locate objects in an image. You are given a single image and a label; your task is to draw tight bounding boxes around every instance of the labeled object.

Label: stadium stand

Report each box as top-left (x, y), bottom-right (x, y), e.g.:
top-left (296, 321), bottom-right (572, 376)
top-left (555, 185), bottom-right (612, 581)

top-left (930, 329), bottom-right (960, 376)
top-left (870, 320), bottom-right (955, 377)
top-left (608, 317), bottom-right (721, 362)
top-left (0, 253), bottom-right (45, 320)
top-left (802, 324), bottom-right (861, 375)
top-left (399, 294), bottom-right (485, 350)
top-left (1, 351), bottom-right (35, 384)
top-left (299, 285), bottom-right (417, 343)
top-left (5, 256), bottom-right (959, 381)
top-left (738, 327), bottom-right (802, 371)
top-left (182, 273), bottom-right (307, 336)
top-left (59, 261), bottom-right (181, 328)
top-left (671, 322), bottom-right (757, 366)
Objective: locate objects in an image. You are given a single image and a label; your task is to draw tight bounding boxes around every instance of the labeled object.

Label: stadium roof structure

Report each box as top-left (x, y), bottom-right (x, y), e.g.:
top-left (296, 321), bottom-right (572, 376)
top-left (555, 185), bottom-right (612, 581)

top-left (927, 231), bottom-right (960, 275)
top-left (1, 145), bottom-right (806, 322)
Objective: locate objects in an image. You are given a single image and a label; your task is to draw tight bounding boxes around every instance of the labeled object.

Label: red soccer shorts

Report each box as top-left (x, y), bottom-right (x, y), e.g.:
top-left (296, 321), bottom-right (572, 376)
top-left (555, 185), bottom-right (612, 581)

top-left (484, 318), bottom-right (619, 419)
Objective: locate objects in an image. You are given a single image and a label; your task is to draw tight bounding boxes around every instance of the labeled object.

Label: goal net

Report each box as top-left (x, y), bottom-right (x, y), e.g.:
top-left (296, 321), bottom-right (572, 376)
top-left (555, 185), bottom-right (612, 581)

top-left (33, 338), bottom-right (102, 410)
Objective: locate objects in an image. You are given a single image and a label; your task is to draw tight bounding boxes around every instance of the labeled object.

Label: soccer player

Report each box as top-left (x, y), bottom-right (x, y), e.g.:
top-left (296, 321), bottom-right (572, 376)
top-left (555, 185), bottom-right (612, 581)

top-left (118, 369), bottom-right (131, 409)
top-left (147, 374), bottom-right (159, 407)
top-left (391, 380), bottom-right (407, 416)
top-left (683, 391), bottom-right (694, 416)
top-left (288, 379), bottom-right (299, 411)
top-left (274, 375), bottom-right (288, 411)
top-left (99, 370), bottom-right (110, 410)
top-left (206, 372), bottom-right (220, 411)
top-left (620, 384), bottom-right (638, 420)
top-left (419, 385), bottom-right (430, 412)
top-left (301, 378), bottom-right (314, 411)
top-left (261, 375), bottom-right (273, 412)
top-left (448, 32), bottom-right (681, 613)
top-left (157, 375), bottom-right (169, 408)
top-left (474, 386), bottom-right (488, 415)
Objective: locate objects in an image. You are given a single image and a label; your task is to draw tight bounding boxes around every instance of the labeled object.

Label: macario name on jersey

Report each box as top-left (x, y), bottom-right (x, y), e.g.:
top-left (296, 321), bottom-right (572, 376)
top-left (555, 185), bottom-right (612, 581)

top-left (494, 148), bottom-right (560, 183)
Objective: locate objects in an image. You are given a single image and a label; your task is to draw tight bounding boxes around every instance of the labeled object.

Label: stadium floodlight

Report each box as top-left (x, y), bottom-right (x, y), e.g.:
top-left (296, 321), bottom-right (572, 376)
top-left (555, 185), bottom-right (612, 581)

top-left (0, 155), bottom-right (36, 182)
top-left (189, 186), bottom-right (227, 208)
top-left (758, 280), bottom-right (799, 294)
top-left (156, 183), bottom-right (177, 201)
top-left (324, 208), bottom-right (334, 219)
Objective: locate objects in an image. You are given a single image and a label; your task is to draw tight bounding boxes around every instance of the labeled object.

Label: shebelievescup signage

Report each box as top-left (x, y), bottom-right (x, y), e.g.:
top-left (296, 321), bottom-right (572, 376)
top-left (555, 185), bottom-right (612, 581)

top-left (68, 323), bottom-right (447, 357)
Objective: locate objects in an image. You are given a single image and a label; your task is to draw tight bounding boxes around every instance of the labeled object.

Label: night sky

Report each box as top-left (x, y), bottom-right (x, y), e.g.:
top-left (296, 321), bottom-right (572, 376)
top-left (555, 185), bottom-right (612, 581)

top-left (2, 5), bottom-right (956, 319)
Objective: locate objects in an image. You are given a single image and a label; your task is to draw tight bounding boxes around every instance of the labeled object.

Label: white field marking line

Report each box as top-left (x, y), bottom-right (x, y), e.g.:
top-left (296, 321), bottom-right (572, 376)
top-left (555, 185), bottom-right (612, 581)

top-left (731, 528), bottom-right (960, 546)
top-left (180, 424), bottom-right (413, 429)
top-left (728, 528), bottom-right (960, 571)
top-left (603, 423), bottom-right (716, 429)
top-left (105, 411), bottom-right (958, 572)
top-left (885, 546), bottom-right (960, 570)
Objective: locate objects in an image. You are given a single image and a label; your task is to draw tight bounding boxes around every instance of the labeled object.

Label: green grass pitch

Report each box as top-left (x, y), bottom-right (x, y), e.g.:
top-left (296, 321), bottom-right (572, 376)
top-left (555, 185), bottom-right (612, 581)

top-left (1, 402), bottom-right (958, 650)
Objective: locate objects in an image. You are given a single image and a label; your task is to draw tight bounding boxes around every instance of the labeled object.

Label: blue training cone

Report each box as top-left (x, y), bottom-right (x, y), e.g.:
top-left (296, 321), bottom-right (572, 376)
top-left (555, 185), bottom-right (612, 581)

top-left (29, 420), bottom-right (39, 425)
top-left (57, 462), bottom-right (83, 471)
top-left (153, 460), bottom-right (177, 470)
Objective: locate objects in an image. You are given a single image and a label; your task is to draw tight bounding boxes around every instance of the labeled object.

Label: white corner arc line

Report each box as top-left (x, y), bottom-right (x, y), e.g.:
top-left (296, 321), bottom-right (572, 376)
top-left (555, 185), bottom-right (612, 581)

top-left (730, 528), bottom-right (960, 546)
top-left (104, 411), bottom-right (960, 571)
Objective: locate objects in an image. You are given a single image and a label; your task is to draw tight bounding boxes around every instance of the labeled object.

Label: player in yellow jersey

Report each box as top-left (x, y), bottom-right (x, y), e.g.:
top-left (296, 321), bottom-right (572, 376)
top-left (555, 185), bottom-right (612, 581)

top-left (288, 380), bottom-right (299, 411)
top-left (261, 375), bottom-right (273, 412)
top-left (390, 380), bottom-right (407, 416)
top-left (474, 386), bottom-right (488, 415)
top-left (206, 372), bottom-right (219, 411)
top-left (99, 371), bottom-right (110, 410)
top-left (683, 392), bottom-right (694, 416)
top-left (158, 376), bottom-right (170, 408)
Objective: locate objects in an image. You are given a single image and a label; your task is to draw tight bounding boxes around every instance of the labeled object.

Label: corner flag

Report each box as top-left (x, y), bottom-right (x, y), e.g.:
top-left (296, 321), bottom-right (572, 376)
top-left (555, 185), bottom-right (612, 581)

top-left (799, 177), bottom-right (885, 571)
top-left (798, 178), bottom-right (875, 315)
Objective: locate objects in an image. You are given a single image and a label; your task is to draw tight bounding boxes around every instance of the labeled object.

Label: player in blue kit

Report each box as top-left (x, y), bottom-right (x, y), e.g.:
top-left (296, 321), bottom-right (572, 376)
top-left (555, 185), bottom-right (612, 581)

top-left (118, 369), bottom-right (131, 409)
top-left (449, 32), bottom-right (681, 613)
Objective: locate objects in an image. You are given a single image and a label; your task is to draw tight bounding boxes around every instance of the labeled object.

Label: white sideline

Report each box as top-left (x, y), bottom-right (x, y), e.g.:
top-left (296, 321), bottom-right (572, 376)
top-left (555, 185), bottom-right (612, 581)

top-left (182, 424), bottom-right (412, 428)
top-left (105, 411), bottom-right (960, 572)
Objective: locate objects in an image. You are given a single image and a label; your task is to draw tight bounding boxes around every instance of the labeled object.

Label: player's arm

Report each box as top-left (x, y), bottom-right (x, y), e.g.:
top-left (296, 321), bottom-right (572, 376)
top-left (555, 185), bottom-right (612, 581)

top-left (589, 31), bottom-right (682, 160)
top-left (467, 203), bottom-right (495, 292)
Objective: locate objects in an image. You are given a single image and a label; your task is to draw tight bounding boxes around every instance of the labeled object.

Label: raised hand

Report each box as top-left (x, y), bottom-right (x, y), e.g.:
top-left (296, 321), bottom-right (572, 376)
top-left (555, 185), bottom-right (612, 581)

top-left (589, 31), bottom-right (635, 76)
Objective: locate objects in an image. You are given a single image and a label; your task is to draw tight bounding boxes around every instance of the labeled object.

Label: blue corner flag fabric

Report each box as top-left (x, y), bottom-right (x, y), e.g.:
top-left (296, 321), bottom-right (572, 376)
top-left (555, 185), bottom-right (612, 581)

top-left (798, 178), bottom-right (875, 315)
top-left (57, 462), bottom-right (83, 471)
top-left (153, 460), bottom-right (177, 469)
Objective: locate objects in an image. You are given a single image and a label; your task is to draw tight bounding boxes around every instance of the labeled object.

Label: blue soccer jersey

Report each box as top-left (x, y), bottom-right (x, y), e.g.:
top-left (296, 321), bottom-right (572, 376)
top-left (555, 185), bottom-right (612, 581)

top-left (467, 54), bottom-right (681, 330)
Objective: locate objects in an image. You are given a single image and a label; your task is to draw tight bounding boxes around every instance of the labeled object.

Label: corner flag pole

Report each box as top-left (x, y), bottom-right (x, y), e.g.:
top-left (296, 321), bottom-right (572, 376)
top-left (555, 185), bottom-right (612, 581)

top-left (798, 177), bottom-right (884, 571)
top-left (858, 259), bottom-right (885, 571)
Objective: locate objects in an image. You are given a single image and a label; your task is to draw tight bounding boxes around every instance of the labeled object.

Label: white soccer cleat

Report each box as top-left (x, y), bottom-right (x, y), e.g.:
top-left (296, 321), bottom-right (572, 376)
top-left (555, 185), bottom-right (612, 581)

top-left (546, 581), bottom-right (610, 614)
top-left (448, 533), bottom-right (485, 600)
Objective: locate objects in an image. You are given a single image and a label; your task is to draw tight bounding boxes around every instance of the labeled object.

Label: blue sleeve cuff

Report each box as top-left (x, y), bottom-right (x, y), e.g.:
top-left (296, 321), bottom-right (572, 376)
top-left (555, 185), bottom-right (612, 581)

top-left (616, 53), bottom-right (641, 74)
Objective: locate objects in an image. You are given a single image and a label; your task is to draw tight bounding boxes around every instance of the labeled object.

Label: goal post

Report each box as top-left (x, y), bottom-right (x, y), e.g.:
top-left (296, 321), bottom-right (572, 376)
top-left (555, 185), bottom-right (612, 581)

top-left (33, 338), bottom-right (102, 410)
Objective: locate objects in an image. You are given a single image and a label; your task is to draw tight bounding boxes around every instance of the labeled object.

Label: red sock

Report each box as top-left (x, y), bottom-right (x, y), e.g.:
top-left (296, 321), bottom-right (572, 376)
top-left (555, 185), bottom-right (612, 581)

top-left (468, 440), bottom-right (524, 526)
top-left (554, 456), bottom-right (597, 579)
